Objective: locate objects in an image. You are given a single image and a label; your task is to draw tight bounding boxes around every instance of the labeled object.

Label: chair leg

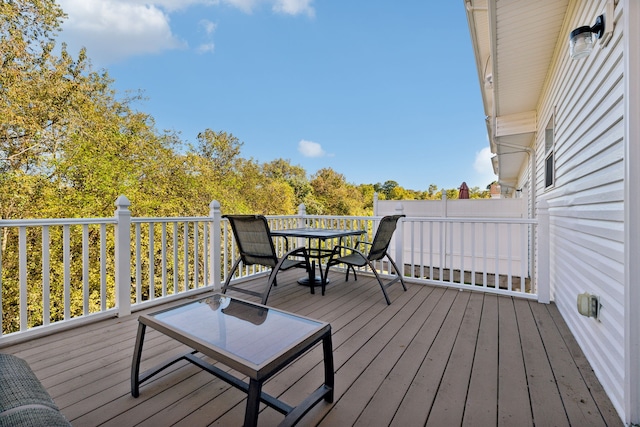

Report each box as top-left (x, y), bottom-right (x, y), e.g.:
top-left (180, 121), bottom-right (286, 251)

top-left (344, 265), bottom-right (357, 282)
top-left (369, 264), bottom-right (392, 305)
top-left (222, 258), bottom-right (243, 294)
top-left (387, 256), bottom-right (407, 291)
top-left (261, 269), bottom-right (279, 305)
top-left (323, 262), bottom-right (333, 296)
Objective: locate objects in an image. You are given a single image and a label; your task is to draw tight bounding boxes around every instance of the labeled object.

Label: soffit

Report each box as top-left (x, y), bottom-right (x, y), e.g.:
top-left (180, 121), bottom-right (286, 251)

top-left (465, 0), bottom-right (570, 186)
top-left (493, 0), bottom-right (569, 116)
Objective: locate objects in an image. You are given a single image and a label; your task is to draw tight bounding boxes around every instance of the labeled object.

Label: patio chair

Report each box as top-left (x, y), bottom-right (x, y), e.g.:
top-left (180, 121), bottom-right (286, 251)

top-left (323, 215), bottom-right (407, 305)
top-left (222, 215), bottom-right (311, 304)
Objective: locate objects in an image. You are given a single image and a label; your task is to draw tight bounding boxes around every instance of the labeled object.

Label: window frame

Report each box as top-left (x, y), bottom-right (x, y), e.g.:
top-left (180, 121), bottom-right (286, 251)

top-left (544, 114), bottom-right (555, 189)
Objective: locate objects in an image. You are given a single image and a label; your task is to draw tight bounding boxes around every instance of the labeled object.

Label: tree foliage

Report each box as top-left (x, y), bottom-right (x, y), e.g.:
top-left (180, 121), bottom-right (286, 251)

top-left (0, 0), bottom-right (493, 334)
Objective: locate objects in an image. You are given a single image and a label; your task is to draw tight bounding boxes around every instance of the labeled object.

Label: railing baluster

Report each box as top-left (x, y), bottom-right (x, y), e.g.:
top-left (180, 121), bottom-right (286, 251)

top-left (460, 222), bottom-right (465, 285)
top-left (471, 222), bottom-right (476, 287)
top-left (173, 222), bottom-right (179, 293)
top-left (100, 224), bottom-right (107, 311)
top-left (63, 225), bottom-right (71, 320)
top-left (194, 221), bottom-right (199, 289)
top-left (521, 223), bottom-right (527, 293)
top-left (42, 226), bottom-right (51, 325)
top-left (483, 222), bottom-right (488, 287)
top-left (429, 221), bottom-right (433, 280)
top-left (83, 224), bottom-right (90, 315)
top-left (149, 224), bottom-right (155, 300)
top-left (161, 223), bottom-right (167, 297)
top-left (448, 222), bottom-right (454, 284)
top-left (19, 226), bottom-right (27, 331)
top-left (183, 222), bottom-right (189, 291)
top-left (507, 223), bottom-right (513, 291)
top-left (494, 224), bottom-right (500, 288)
top-left (135, 223), bottom-right (142, 303)
top-left (203, 220), bottom-right (209, 289)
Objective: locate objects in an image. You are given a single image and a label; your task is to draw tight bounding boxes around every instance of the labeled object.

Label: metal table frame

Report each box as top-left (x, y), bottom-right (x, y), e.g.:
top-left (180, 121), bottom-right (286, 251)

top-left (270, 227), bottom-right (365, 289)
top-left (131, 294), bottom-right (334, 427)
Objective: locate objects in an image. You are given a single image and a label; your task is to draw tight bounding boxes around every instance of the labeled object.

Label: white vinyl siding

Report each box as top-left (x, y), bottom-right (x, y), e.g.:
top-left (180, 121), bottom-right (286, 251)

top-left (535, 0), bottom-right (625, 416)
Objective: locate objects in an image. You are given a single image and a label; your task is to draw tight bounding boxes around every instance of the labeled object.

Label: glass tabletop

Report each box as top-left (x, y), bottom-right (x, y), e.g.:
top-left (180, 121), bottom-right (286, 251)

top-left (146, 294), bottom-right (326, 366)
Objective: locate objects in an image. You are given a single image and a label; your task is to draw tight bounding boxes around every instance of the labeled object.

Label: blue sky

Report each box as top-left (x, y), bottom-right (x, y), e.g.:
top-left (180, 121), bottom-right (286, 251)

top-left (56, 0), bottom-right (495, 192)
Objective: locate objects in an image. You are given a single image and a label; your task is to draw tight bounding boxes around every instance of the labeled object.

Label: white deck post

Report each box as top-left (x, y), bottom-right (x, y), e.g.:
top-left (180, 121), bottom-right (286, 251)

top-left (210, 200), bottom-right (222, 290)
top-left (395, 202), bottom-right (405, 275)
top-left (373, 192), bottom-right (379, 216)
top-left (114, 195), bottom-right (132, 317)
top-left (297, 204), bottom-right (306, 247)
top-left (297, 203), bottom-right (306, 227)
top-left (536, 198), bottom-right (550, 304)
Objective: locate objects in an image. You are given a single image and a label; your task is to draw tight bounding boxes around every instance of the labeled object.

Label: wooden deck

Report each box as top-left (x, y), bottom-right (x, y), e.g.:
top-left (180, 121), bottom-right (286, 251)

top-left (1, 270), bottom-right (622, 426)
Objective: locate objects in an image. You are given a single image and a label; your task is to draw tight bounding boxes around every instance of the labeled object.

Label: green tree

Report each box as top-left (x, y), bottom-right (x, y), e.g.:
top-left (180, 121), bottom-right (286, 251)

top-left (262, 158), bottom-right (311, 208)
top-left (309, 168), bottom-right (366, 215)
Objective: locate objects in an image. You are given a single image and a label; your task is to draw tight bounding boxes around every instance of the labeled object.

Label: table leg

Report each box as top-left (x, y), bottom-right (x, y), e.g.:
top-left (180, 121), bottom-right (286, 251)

top-left (309, 260), bottom-right (316, 294)
top-left (131, 322), bottom-right (146, 397)
top-left (244, 378), bottom-right (262, 427)
top-left (322, 332), bottom-right (334, 403)
top-left (297, 259), bottom-right (325, 288)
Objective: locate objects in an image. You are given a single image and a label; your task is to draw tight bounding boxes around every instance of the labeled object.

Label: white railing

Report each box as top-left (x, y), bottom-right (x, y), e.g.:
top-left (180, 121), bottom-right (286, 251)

top-left (397, 217), bottom-right (537, 298)
top-left (0, 196), bottom-right (543, 344)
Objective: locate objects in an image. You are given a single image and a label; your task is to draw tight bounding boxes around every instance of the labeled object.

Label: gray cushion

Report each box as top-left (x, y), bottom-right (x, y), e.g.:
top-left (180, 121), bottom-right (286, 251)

top-left (0, 354), bottom-right (71, 427)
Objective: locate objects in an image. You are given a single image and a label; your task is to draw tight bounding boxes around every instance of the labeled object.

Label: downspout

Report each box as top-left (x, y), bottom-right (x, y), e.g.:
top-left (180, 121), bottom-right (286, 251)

top-left (493, 140), bottom-right (535, 211)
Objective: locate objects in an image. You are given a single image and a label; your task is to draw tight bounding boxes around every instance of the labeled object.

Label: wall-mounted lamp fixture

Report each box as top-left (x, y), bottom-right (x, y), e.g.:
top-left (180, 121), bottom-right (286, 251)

top-left (569, 15), bottom-right (604, 59)
top-left (569, 1), bottom-right (614, 60)
top-left (577, 292), bottom-right (600, 320)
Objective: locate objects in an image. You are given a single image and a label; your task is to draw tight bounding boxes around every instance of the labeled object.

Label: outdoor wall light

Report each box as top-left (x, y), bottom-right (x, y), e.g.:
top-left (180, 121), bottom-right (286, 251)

top-left (577, 292), bottom-right (600, 320)
top-left (569, 14), bottom-right (605, 60)
top-left (569, 1), bottom-right (614, 60)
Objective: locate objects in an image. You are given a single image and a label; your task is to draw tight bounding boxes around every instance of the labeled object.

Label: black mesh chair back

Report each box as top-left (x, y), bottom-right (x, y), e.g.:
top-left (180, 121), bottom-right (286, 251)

top-left (222, 215), bottom-right (310, 304)
top-left (324, 215), bottom-right (406, 304)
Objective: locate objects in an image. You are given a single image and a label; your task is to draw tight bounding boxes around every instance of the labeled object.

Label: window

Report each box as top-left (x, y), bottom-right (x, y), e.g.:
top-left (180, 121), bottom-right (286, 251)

top-left (545, 116), bottom-right (554, 188)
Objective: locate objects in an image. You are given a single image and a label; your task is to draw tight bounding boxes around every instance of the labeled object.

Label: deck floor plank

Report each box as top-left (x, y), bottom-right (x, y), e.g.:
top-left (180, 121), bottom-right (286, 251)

top-left (497, 295), bottom-right (533, 427)
top-left (314, 283), bottom-right (439, 426)
top-left (426, 291), bottom-right (484, 427)
top-left (463, 293), bottom-right (499, 427)
top-left (0, 270), bottom-right (623, 426)
top-left (514, 297), bottom-right (571, 426)
top-left (351, 286), bottom-right (448, 427)
top-left (530, 300), bottom-right (609, 427)
top-left (388, 289), bottom-right (470, 426)
top-left (542, 302), bottom-right (622, 427)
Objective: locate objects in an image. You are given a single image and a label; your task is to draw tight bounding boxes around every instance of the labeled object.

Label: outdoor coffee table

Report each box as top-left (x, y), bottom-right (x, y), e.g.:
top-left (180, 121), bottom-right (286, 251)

top-left (131, 293), bottom-right (334, 427)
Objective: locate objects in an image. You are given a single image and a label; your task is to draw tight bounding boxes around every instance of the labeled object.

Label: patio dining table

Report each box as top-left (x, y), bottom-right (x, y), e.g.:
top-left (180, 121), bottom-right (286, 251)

top-left (270, 227), bottom-right (365, 288)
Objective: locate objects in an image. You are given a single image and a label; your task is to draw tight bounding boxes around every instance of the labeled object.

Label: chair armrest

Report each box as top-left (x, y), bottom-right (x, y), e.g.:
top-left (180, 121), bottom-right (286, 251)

top-left (284, 246), bottom-right (310, 262)
top-left (285, 246), bottom-right (307, 256)
top-left (327, 243), bottom-right (364, 259)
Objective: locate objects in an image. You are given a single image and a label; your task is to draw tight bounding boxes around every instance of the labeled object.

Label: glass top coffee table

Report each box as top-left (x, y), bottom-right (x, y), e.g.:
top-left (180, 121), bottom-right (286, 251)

top-left (131, 293), bottom-right (334, 427)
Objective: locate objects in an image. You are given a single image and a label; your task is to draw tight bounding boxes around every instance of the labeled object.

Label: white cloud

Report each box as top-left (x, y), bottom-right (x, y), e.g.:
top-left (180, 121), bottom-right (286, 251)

top-left (218, 0), bottom-right (259, 13)
top-left (196, 20), bottom-right (217, 54)
top-left (58, 0), bottom-right (186, 64)
top-left (56, 0), bottom-right (314, 65)
top-left (219, 0), bottom-right (315, 15)
top-left (473, 146), bottom-right (497, 187)
top-left (197, 43), bottom-right (216, 54)
top-left (200, 19), bottom-right (218, 36)
top-left (273, 0), bottom-right (315, 17)
top-left (298, 140), bottom-right (325, 158)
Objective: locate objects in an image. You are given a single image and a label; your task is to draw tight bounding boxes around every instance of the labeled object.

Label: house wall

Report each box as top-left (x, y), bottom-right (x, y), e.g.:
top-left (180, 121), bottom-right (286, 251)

top-left (532, 0), bottom-right (626, 417)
